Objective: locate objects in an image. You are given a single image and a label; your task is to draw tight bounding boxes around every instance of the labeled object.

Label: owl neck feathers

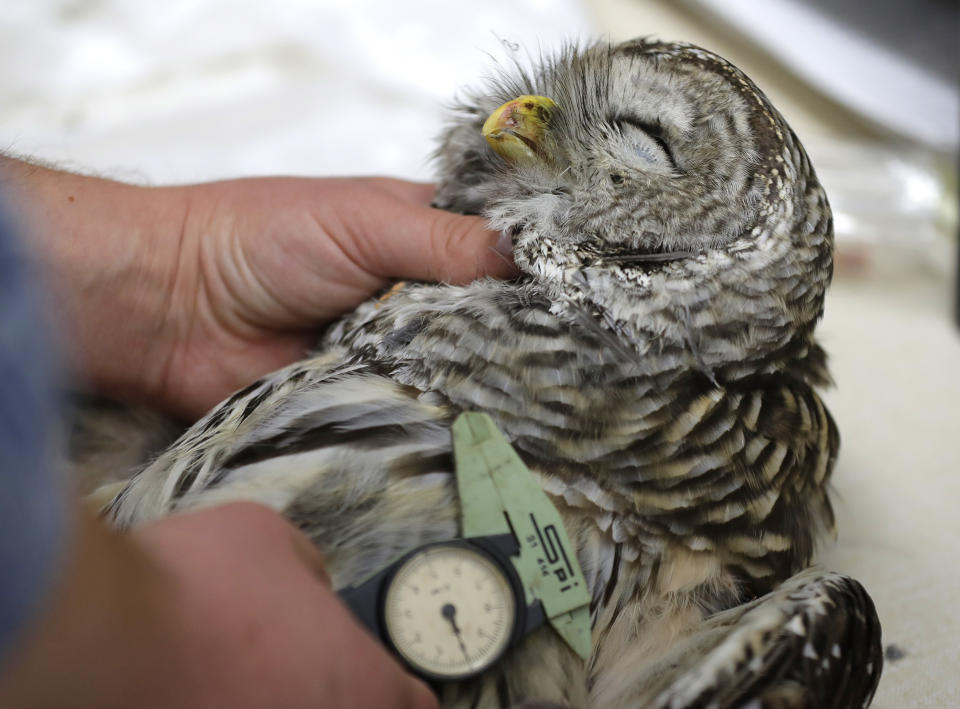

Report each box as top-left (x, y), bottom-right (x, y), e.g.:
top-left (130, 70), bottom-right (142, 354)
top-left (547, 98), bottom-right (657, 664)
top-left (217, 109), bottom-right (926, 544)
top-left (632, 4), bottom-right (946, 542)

top-left (513, 192), bottom-right (833, 383)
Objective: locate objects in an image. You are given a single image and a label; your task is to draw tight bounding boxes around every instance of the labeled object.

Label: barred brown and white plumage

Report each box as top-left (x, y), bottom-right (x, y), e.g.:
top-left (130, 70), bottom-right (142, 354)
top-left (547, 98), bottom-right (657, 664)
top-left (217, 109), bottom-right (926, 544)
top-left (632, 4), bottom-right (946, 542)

top-left (101, 39), bottom-right (882, 707)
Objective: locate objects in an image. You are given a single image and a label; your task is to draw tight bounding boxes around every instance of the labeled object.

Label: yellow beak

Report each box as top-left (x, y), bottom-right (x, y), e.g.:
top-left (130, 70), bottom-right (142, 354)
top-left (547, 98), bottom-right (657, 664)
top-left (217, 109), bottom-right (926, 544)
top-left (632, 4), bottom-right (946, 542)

top-left (481, 95), bottom-right (557, 166)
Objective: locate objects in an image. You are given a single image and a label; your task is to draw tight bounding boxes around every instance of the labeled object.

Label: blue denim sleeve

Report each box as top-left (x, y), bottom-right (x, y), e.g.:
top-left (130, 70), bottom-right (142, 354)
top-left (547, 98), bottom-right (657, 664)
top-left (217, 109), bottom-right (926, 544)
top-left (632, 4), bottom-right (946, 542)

top-left (0, 198), bottom-right (67, 667)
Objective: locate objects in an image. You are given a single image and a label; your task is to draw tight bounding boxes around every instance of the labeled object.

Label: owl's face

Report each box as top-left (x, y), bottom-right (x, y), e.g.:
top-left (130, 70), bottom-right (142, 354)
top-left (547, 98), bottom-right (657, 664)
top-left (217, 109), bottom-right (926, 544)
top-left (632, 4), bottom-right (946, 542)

top-left (434, 40), bottom-right (817, 273)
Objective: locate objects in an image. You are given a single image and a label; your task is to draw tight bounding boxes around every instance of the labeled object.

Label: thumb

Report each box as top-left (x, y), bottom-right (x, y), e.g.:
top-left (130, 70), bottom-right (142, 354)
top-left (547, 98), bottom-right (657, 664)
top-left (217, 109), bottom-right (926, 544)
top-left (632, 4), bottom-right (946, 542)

top-left (358, 203), bottom-right (518, 285)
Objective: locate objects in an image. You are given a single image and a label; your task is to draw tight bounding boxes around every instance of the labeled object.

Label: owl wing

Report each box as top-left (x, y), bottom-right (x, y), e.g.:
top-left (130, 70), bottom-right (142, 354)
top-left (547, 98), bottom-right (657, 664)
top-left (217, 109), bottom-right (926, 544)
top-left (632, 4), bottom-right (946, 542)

top-left (638, 569), bottom-right (883, 709)
top-left (103, 352), bottom-right (466, 584)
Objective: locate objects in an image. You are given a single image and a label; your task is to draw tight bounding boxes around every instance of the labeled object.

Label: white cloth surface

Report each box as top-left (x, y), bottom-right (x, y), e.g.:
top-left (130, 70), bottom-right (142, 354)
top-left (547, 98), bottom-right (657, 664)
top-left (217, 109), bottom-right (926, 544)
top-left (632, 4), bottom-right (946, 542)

top-left (1, 0), bottom-right (592, 183)
top-left (819, 268), bottom-right (960, 708)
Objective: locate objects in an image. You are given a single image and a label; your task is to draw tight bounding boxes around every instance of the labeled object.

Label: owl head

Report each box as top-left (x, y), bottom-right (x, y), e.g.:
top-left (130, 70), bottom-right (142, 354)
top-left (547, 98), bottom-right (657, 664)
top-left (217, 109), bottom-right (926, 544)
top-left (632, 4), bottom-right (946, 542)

top-left (433, 39), bottom-right (834, 359)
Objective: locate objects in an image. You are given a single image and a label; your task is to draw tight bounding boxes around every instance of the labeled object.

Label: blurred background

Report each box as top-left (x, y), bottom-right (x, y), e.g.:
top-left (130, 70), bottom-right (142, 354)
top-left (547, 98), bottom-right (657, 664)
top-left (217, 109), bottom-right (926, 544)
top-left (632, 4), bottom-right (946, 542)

top-left (1, 1), bottom-right (957, 705)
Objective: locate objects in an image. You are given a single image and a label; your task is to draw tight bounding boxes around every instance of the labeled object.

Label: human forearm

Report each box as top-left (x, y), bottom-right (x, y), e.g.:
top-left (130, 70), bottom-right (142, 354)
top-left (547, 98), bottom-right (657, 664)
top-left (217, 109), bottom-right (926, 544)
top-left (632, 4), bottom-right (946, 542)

top-left (0, 155), bottom-right (188, 407)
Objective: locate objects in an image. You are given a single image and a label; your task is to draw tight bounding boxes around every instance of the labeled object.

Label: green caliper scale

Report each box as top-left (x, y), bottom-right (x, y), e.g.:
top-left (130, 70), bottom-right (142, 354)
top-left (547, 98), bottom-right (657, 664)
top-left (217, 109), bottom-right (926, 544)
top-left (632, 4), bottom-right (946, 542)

top-left (338, 412), bottom-right (592, 681)
top-left (453, 412), bottom-right (592, 660)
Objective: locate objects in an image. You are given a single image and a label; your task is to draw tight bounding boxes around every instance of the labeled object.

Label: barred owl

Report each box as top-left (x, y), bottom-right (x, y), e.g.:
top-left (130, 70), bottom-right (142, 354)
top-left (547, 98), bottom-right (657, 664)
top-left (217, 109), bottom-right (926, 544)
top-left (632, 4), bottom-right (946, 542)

top-left (102, 40), bottom-right (882, 708)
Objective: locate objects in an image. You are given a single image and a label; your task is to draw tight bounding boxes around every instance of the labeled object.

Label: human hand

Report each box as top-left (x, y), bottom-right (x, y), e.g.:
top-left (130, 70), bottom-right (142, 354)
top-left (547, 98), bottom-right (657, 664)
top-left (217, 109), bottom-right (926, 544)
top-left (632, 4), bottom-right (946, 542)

top-left (0, 157), bottom-right (515, 420)
top-left (155, 177), bottom-right (515, 418)
top-left (134, 502), bottom-right (438, 709)
top-left (0, 501), bottom-right (437, 709)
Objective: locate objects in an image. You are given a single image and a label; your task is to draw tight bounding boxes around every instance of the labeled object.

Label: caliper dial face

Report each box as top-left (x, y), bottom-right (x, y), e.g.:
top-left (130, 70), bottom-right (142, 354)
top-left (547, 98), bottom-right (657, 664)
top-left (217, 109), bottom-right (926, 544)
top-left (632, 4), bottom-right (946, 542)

top-left (383, 545), bottom-right (516, 679)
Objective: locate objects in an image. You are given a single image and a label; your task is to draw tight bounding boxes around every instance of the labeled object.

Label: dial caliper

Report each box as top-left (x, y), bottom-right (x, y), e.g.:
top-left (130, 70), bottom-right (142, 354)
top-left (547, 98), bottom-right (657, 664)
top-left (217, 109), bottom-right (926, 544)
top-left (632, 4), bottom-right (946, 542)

top-left (338, 412), bottom-right (592, 681)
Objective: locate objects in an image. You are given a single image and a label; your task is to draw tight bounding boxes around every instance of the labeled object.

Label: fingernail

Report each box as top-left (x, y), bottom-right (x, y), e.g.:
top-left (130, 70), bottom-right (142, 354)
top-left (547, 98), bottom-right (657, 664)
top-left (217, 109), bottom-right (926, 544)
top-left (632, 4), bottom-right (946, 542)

top-left (494, 230), bottom-right (514, 258)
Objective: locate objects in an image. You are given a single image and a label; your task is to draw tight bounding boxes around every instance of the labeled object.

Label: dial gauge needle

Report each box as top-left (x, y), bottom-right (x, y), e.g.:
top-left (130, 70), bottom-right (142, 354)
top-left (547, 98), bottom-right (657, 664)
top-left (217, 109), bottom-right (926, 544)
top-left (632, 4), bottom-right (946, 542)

top-left (441, 602), bottom-right (471, 666)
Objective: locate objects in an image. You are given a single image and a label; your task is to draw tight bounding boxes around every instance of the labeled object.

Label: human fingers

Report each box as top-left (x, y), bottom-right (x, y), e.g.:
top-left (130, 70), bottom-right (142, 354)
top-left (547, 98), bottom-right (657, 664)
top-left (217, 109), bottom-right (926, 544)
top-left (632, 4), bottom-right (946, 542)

top-left (348, 201), bottom-right (518, 285)
top-left (331, 594), bottom-right (439, 709)
top-left (133, 502), bottom-right (436, 708)
top-left (356, 177), bottom-right (437, 206)
top-left (286, 522), bottom-right (330, 586)
top-left (401, 674), bottom-right (439, 709)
